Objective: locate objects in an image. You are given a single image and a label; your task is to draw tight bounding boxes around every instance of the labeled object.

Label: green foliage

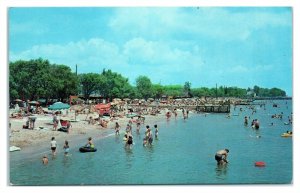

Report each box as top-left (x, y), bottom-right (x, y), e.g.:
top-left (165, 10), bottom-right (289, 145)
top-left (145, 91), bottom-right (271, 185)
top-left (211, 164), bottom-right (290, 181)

top-left (9, 58), bottom-right (78, 102)
top-left (79, 73), bottom-right (103, 99)
top-left (9, 59), bottom-right (287, 102)
top-left (101, 69), bottom-right (133, 100)
top-left (135, 75), bottom-right (153, 99)
top-left (257, 87), bottom-right (286, 97)
top-left (183, 81), bottom-right (192, 97)
top-left (152, 84), bottom-right (164, 99)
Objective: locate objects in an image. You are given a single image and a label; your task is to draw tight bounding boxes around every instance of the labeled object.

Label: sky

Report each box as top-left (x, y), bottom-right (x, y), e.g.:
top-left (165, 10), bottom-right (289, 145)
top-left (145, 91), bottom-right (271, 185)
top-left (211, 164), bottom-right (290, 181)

top-left (8, 7), bottom-right (293, 95)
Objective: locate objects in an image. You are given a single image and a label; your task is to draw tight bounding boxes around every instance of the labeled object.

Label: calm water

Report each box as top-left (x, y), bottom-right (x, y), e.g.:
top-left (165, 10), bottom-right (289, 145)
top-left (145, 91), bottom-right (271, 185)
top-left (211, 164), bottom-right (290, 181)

top-left (10, 100), bottom-right (293, 185)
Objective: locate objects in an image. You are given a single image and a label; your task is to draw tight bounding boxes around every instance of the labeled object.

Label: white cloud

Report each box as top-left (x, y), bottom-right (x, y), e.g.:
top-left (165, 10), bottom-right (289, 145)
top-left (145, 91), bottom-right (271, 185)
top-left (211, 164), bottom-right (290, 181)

top-left (10, 21), bottom-right (48, 36)
top-left (108, 7), bottom-right (291, 41)
top-left (10, 38), bottom-right (126, 70)
top-left (10, 37), bottom-right (204, 84)
top-left (229, 64), bottom-right (273, 73)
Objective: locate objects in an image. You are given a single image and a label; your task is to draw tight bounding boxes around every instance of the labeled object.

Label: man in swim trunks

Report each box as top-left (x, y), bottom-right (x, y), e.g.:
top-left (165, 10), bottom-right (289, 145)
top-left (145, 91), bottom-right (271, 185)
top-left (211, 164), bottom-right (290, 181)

top-left (215, 149), bottom-right (229, 165)
top-left (50, 137), bottom-right (57, 156)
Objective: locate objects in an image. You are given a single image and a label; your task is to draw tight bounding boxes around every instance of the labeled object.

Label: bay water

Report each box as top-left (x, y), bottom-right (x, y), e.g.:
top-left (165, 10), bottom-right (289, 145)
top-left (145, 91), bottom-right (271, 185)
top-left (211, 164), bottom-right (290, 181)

top-left (10, 100), bottom-right (293, 185)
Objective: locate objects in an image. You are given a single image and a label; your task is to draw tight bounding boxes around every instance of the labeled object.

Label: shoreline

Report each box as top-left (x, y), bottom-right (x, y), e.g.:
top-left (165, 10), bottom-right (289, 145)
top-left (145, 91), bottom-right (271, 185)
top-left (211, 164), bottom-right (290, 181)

top-left (9, 109), bottom-right (178, 161)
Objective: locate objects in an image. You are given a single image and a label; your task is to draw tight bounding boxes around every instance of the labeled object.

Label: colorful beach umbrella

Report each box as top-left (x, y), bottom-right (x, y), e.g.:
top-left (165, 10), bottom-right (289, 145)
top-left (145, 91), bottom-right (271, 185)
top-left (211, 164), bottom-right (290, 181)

top-left (48, 102), bottom-right (70, 110)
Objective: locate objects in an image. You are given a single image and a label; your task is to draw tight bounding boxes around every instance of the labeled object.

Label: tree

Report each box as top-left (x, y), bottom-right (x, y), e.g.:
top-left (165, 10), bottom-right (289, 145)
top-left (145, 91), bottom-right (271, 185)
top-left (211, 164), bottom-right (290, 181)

top-left (183, 81), bottom-right (192, 97)
top-left (9, 58), bottom-right (79, 102)
top-left (50, 64), bottom-right (79, 101)
top-left (79, 73), bottom-right (103, 100)
top-left (152, 84), bottom-right (164, 99)
top-left (253, 85), bottom-right (260, 96)
top-left (101, 69), bottom-right (132, 100)
top-left (135, 75), bottom-right (152, 99)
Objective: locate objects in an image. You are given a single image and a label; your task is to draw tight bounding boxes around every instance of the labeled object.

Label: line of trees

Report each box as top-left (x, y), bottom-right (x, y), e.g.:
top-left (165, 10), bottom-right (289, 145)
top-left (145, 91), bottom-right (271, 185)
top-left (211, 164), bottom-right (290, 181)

top-left (9, 59), bottom-right (287, 102)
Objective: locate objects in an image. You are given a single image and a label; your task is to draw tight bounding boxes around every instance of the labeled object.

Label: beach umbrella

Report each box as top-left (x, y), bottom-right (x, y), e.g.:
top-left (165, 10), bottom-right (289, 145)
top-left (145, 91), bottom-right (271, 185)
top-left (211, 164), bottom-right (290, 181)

top-left (14, 99), bottom-right (22, 102)
top-left (48, 102), bottom-right (70, 110)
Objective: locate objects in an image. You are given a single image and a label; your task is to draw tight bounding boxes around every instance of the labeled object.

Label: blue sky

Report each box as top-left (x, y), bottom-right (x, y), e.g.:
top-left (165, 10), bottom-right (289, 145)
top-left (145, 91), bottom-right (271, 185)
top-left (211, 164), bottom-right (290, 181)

top-left (9, 7), bottom-right (293, 95)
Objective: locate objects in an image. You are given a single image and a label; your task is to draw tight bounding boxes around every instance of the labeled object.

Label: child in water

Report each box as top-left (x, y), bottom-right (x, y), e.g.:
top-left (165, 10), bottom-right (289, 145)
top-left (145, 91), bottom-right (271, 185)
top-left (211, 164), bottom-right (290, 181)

top-left (42, 155), bottom-right (48, 164)
top-left (63, 140), bottom-right (70, 155)
top-left (154, 124), bottom-right (158, 139)
top-left (86, 137), bottom-right (95, 148)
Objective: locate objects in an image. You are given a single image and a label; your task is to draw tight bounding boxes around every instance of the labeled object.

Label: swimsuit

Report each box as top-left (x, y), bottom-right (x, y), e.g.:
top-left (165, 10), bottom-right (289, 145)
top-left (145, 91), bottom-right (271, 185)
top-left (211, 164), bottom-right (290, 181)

top-left (215, 154), bottom-right (223, 162)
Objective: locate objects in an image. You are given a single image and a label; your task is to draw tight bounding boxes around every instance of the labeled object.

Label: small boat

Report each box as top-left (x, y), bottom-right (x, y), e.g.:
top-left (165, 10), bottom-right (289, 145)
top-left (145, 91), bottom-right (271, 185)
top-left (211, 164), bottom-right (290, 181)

top-left (10, 146), bottom-right (21, 152)
top-left (281, 133), bottom-right (292, 137)
top-left (79, 146), bottom-right (97, 153)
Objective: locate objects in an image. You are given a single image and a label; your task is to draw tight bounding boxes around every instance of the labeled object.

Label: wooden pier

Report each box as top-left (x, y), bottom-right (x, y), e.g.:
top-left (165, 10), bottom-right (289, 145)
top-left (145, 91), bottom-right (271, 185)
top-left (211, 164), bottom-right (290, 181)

top-left (195, 105), bottom-right (230, 113)
top-left (128, 104), bottom-right (231, 113)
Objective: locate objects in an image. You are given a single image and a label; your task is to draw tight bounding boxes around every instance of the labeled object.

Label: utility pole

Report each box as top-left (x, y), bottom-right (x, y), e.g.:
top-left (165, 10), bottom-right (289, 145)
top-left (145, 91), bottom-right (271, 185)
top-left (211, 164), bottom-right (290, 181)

top-left (216, 83), bottom-right (218, 99)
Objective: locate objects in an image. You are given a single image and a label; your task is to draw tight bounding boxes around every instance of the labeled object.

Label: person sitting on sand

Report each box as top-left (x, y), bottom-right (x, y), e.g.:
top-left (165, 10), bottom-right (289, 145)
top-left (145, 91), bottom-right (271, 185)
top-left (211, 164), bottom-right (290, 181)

top-left (22, 117), bottom-right (30, 129)
top-left (86, 137), bottom-right (95, 149)
top-left (42, 155), bottom-right (48, 165)
top-left (215, 149), bottom-right (229, 165)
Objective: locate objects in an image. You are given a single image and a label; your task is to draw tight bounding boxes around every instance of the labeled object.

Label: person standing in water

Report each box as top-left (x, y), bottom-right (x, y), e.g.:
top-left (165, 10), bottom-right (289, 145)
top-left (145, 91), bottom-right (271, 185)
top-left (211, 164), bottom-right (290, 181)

top-left (215, 149), bottom-right (229, 165)
top-left (244, 116), bottom-right (248, 125)
top-left (186, 109), bottom-right (189, 119)
top-left (50, 137), bottom-right (57, 156)
top-left (115, 122), bottom-right (120, 135)
top-left (63, 140), bottom-right (70, 156)
top-left (154, 124), bottom-right (159, 139)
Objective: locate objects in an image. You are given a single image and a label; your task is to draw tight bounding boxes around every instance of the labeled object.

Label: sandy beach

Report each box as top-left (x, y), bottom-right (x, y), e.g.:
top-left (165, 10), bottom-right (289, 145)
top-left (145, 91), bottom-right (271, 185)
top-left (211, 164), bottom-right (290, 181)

top-left (9, 108), bottom-right (171, 156)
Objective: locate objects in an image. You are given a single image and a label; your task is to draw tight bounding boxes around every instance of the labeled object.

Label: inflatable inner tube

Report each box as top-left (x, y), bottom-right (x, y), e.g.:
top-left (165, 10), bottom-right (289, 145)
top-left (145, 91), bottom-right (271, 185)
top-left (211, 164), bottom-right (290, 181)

top-left (255, 161), bottom-right (266, 167)
top-left (79, 146), bottom-right (97, 153)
